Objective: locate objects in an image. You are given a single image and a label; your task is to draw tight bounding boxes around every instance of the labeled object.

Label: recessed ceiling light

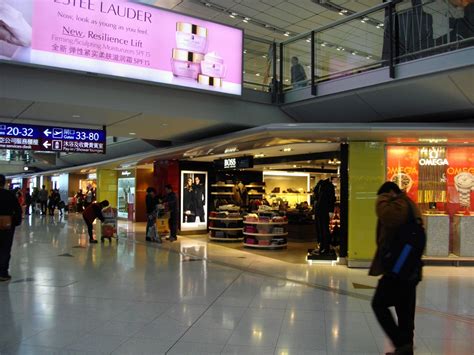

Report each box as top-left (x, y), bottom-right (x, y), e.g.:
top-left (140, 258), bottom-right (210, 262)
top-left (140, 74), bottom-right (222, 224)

top-left (243, 50), bottom-right (247, 54)
top-left (281, 147), bottom-right (293, 152)
top-left (129, 132), bottom-right (136, 135)
top-left (72, 114), bottom-right (80, 118)
top-left (161, 123), bottom-right (168, 126)
top-left (243, 17), bottom-right (250, 23)
top-left (293, 165), bottom-right (297, 168)
top-left (229, 14), bottom-right (235, 18)
top-left (321, 42), bottom-right (327, 47)
top-left (254, 154), bottom-right (265, 158)
top-left (284, 32), bottom-right (290, 37)
top-left (23, 166), bottom-right (29, 171)
top-left (255, 73), bottom-right (260, 77)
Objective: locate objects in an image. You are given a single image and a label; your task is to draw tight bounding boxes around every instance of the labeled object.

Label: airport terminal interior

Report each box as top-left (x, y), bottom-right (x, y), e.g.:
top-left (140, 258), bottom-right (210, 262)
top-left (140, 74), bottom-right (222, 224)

top-left (0, 0), bottom-right (473, 354)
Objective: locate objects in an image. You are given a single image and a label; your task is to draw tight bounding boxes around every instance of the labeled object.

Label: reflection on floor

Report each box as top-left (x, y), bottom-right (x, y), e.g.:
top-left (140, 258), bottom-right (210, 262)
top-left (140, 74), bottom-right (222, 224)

top-left (0, 213), bottom-right (472, 355)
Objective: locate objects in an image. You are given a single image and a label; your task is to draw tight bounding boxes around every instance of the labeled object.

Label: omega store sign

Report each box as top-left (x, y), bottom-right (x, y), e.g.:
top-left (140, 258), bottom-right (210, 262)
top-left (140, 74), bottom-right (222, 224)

top-left (214, 156), bottom-right (254, 170)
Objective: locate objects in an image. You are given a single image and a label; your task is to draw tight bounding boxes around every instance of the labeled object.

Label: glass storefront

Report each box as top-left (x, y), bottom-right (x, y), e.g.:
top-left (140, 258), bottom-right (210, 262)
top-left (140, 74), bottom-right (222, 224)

top-left (386, 145), bottom-right (474, 257)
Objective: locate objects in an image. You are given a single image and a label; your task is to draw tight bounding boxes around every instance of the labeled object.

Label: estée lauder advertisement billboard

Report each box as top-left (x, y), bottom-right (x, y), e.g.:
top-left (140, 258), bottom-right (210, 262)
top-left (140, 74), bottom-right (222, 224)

top-left (0, 0), bottom-right (243, 95)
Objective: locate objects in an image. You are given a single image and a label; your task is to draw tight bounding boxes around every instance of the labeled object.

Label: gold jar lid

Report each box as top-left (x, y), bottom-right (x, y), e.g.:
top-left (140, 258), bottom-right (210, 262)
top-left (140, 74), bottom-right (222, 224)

top-left (198, 74), bottom-right (223, 87)
top-left (172, 49), bottom-right (204, 63)
top-left (176, 22), bottom-right (207, 37)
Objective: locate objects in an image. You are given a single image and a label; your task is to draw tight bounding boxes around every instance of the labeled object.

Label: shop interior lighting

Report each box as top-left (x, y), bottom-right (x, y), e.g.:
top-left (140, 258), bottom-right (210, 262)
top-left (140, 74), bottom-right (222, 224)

top-left (129, 132), bottom-right (136, 135)
top-left (23, 166), bottom-right (29, 171)
top-left (281, 147), bottom-right (293, 152)
top-left (255, 73), bottom-right (260, 77)
top-left (224, 146), bottom-right (239, 154)
top-left (254, 154), bottom-right (265, 158)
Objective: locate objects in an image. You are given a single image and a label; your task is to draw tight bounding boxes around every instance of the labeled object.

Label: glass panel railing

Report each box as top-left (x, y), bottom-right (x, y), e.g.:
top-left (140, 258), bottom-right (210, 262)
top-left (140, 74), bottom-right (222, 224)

top-left (279, 0), bottom-right (474, 93)
top-left (394, 0), bottom-right (474, 62)
top-left (243, 37), bottom-right (274, 92)
top-left (314, 7), bottom-right (386, 83)
top-left (282, 38), bottom-right (311, 91)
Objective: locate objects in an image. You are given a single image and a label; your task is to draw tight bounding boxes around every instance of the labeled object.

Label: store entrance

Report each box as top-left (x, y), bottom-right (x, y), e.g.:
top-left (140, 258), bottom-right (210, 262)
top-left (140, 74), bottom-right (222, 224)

top-left (190, 143), bottom-right (345, 264)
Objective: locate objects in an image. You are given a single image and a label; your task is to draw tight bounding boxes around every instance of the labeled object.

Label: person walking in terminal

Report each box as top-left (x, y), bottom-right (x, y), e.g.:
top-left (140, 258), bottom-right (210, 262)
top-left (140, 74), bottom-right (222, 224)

top-left (370, 182), bottom-right (424, 355)
top-left (145, 187), bottom-right (160, 242)
top-left (38, 185), bottom-right (48, 215)
top-left (0, 174), bottom-right (22, 281)
top-left (82, 200), bottom-right (109, 244)
top-left (164, 184), bottom-right (178, 242)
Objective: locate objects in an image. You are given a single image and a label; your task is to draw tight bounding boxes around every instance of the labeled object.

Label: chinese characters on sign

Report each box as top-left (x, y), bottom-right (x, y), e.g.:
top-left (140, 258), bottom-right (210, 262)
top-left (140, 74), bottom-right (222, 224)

top-left (0, 123), bottom-right (106, 154)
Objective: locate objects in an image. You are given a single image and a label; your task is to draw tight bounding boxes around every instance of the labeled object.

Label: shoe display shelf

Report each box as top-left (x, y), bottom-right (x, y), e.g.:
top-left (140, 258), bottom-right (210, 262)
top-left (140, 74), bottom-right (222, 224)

top-left (209, 215), bottom-right (244, 241)
top-left (243, 216), bottom-right (288, 249)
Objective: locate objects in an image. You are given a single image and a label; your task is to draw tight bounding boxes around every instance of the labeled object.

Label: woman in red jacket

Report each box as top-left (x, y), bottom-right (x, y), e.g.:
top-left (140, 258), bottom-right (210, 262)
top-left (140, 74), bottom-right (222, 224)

top-left (82, 200), bottom-right (109, 243)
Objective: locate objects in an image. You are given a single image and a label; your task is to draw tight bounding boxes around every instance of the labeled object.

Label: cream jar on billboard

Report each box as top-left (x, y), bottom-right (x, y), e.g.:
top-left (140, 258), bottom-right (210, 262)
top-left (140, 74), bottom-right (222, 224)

top-left (200, 52), bottom-right (226, 78)
top-left (171, 49), bottom-right (204, 79)
top-left (198, 74), bottom-right (223, 87)
top-left (176, 22), bottom-right (208, 53)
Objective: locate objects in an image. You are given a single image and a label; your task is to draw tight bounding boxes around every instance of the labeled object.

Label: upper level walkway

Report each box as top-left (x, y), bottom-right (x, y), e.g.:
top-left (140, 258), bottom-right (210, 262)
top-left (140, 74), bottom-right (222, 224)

top-left (0, 212), bottom-right (472, 354)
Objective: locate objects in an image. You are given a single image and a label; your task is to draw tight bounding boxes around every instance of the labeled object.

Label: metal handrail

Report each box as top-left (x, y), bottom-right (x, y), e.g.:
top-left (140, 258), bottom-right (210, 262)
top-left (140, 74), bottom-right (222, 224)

top-left (282, 1), bottom-right (394, 45)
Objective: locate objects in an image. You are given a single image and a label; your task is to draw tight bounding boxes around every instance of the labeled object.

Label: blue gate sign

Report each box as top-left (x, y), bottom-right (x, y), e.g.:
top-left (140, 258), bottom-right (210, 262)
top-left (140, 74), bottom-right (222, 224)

top-left (0, 123), bottom-right (106, 154)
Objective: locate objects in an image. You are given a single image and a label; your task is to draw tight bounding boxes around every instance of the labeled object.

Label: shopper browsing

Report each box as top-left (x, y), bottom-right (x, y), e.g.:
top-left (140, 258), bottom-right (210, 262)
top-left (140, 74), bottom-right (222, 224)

top-left (82, 200), bottom-right (109, 244)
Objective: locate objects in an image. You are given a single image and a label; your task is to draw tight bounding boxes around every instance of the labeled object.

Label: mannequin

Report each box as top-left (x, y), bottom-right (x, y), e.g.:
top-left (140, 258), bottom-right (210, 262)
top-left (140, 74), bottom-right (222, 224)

top-left (313, 178), bottom-right (336, 255)
top-left (232, 180), bottom-right (247, 206)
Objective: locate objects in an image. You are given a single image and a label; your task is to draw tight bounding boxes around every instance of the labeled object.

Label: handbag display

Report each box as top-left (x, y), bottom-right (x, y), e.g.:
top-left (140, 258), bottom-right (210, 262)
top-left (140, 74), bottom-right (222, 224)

top-left (0, 215), bottom-right (12, 230)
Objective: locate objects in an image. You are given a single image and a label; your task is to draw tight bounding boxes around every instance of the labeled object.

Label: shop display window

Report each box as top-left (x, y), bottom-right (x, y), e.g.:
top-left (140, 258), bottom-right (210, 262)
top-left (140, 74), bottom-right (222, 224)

top-left (387, 145), bottom-right (474, 257)
top-left (117, 177), bottom-right (135, 219)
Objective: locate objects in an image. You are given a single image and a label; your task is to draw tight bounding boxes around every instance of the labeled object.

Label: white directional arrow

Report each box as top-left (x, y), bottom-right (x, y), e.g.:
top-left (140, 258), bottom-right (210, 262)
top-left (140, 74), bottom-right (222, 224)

top-left (43, 141), bottom-right (51, 149)
top-left (43, 129), bottom-right (51, 137)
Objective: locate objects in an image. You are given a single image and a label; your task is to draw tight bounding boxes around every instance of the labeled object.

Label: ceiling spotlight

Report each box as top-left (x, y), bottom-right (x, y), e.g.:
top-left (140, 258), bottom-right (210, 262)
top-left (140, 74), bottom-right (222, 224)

top-left (284, 32), bottom-right (290, 37)
top-left (262, 55), bottom-right (267, 58)
top-left (321, 42), bottom-right (327, 47)
top-left (366, 55), bottom-right (372, 59)
top-left (161, 123), bottom-right (168, 127)
top-left (255, 73), bottom-right (260, 76)
top-left (351, 51), bottom-right (357, 55)
top-left (23, 166), bottom-right (29, 171)
top-left (281, 147), bottom-right (293, 152)
top-left (72, 114), bottom-right (80, 118)
top-left (254, 154), bottom-right (265, 158)
top-left (243, 17), bottom-right (250, 23)
top-left (204, 2), bottom-right (211, 7)
top-left (285, 79), bottom-right (289, 82)
top-left (243, 49), bottom-right (247, 54)
top-left (229, 13), bottom-right (236, 18)
top-left (306, 38), bottom-right (311, 43)
top-left (129, 132), bottom-right (136, 135)
top-left (265, 24), bottom-right (271, 28)
top-left (361, 17), bottom-right (369, 23)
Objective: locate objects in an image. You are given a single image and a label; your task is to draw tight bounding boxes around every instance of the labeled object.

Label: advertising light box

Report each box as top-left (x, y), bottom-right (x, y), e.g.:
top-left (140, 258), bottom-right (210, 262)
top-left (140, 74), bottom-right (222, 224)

top-left (0, 0), bottom-right (243, 95)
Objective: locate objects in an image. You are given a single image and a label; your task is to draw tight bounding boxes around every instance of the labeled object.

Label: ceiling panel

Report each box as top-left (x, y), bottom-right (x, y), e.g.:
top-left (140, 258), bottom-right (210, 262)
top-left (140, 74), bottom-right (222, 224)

top-left (0, 98), bottom-right (34, 119)
top-left (277, 2), bottom-right (317, 19)
top-left (13, 102), bottom-right (137, 127)
top-left (265, 7), bottom-right (304, 24)
top-left (449, 70), bottom-right (474, 105)
top-left (107, 115), bottom-right (226, 140)
top-left (239, 0), bottom-right (272, 12)
top-left (358, 75), bottom-right (474, 119)
top-left (230, 4), bottom-right (260, 17)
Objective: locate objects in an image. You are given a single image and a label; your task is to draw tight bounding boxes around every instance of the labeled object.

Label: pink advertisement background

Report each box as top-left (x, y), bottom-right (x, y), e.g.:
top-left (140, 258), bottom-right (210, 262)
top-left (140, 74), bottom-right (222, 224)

top-left (30, 0), bottom-right (242, 84)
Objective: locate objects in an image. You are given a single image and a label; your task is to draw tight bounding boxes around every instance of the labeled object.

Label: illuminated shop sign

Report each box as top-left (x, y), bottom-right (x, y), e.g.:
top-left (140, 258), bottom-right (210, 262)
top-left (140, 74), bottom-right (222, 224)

top-left (418, 147), bottom-right (449, 166)
top-left (215, 156), bottom-right (253, 170)
top-left (1, 0), bottom-right (243, 95)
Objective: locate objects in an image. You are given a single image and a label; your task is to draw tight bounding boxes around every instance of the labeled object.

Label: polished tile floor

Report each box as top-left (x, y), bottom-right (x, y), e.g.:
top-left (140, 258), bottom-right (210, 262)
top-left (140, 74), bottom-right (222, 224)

top-left (0, 213), bottom-right (472, 355)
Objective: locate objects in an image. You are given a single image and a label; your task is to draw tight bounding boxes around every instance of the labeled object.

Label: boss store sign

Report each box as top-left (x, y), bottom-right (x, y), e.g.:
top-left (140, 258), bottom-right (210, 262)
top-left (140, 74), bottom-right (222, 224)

top-left (214, 156), bottom-right (253, 170)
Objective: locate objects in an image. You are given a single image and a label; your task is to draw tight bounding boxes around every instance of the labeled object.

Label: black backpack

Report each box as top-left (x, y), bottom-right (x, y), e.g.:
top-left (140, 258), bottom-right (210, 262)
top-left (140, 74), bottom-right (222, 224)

top-left (382, 200), bottom-right (426, 280)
